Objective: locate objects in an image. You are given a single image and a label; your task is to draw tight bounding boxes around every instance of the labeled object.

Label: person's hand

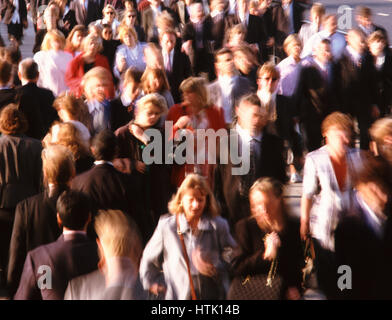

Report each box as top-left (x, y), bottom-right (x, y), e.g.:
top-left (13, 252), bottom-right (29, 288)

top-left (174, 115), bottom-right (191, 130)
top-left (117, 56), bottom-right (127, 73)
top-left (181, 40), bottom-right (193, 55)
top-left (263, 232), bottom-right (280, 261)
top-left (300, 219), bottom-right (310, 241)
top-left (135, 160), bottom-right (147, 173)
top-left (192, 247), bottom-right (217, 278)
top-left (150, 283), bottom-right (166, 296)
top-left (286, 287), bottom-right (301, 300)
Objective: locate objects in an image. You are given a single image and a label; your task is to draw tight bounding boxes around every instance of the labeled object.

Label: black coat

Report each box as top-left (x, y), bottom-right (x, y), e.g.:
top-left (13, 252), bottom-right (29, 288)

top-left (14, 233), bottom-right (99, 300)
top-left (7, 186), bottom-right (67, 297)
top-left (214, 130), bottom-right (287, 230)
top-left (16, 82), bottom-right (57, 140)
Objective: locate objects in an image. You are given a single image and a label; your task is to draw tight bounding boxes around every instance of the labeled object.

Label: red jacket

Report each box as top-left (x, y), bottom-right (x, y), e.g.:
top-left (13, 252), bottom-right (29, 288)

top-left (65, 53), bottom-right (115, 98)
top-left (166, 103), bottom-right (226, 187)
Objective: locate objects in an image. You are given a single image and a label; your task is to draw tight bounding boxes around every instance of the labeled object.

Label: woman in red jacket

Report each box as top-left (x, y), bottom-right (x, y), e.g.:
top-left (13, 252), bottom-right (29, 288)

top-left (166, 77), bottom-right (226, 188)
top-left (65, 34), bottom-right (114, 98)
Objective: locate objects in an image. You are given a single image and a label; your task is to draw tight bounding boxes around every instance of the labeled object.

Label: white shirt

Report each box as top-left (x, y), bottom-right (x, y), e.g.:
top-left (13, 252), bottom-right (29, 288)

top-left (376, 55), bottom-right (386, 70)
top-left (163, 49), bottom-right (174, 71)
top-left (218, 75), bottom-right (236, 124)
top-left (11, 0), bottom-right (20, 24)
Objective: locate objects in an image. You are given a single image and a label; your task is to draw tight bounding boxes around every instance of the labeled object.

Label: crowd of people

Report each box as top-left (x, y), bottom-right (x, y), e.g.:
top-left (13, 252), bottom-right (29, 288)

top-left (0, 0), bottom-right (391, 300)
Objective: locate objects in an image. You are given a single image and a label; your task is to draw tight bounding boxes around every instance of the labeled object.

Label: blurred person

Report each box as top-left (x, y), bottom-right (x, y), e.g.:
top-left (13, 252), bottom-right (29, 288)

top-left (159, 28), bottom-right (192, 103)
top-left (7, 145), bottom-right (75, 297)
top-left (64, 24), bottom-right (87, 57)
top-left (94, 4), bottom-right (120, 39)
top-left (298, 2), bottom-right (325, 48)
top-left (33, 30), bottom-right (73, 96)
top-left (44, 122), bottom-right (94, 174)
top-left (233, 45), bottom-right (260, 88)
top-left (14, 190), bottom-right (99, 300)
top-left (0, 59), bottom-right (17, 109)
top-left (0, 45), bottom-right (22, 88)
top-left (0, 0), bottom-right (28, 45)
top-left (170, 0), bottom-right (192, 32)
top-left (204, 0), bottom-right (227, 51)
top-left (65, 34), bottom-right (113, 98)
top-left (64, 210), bottom-right (146, 300)
top-left (141, 0), bottom-right (177, 42)
top-left (208, 48), bottom-right (253, 127)
top-left (53, 93), bottom-right (92, 142)
top-left (155, 10), bottom-right (179, 43)
top-left (120, 8), bottom-right (145, 42)
top-left (229, 177), bottom-right (303, 300)
top-left (214, 94), bottom-right (287, 230)
top-left (367, 31), bottom-right (392, 117)
top-left (71, 130), bottom-right (142, 237)
top-left (143, 42), bottom-right (164, 70)
top-left (141, 67), bottom-right (174, 109)
top-left (300, 112), bottom-right (363, 300)
top-left (224, 24), bottom-right (247, 51)
top-left (139, 173), bottom-right (236, 300)
top-left (101, 24), bottom-right (121, 70)
top-left (82, 66), bottom-right (129, 135)
top-left (301, 14), bottom-right (346, 61)
top-left (0, 105), bottom-right (43, 291)
top-left (335, 154), bottom-right (392, 299)
top-left (53, 0), bottom-right (77, 37)
top-left (167, 77), bottom-right (226, 188)
top-left (70, 0), bottom-right (103, 27)
top-left (335, 29), bottom-right (379, 150)
top-left (87, 23), bottom-right (103, 37)
top-left (115, 93), bottom-right (170, 241)
top-left (356, 5), bottom-right (389, 45)
top-left (295, 39), bottom-right (338, 152)
top-left (257, 63), bottom-right (302, 184)
top-left (113, 25), bottom-right (146, 80)
top-left (17, 58), bottom-right (58, 140)
top-left (181, 2), bottom-right (214, 79)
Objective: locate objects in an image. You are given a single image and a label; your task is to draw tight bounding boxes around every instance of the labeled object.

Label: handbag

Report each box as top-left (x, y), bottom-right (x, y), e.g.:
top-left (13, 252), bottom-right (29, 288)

top-left (301, 237), bottom-right (318, 290)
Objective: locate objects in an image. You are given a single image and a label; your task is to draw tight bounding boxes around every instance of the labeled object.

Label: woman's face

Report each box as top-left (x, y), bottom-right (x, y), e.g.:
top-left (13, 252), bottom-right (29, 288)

top-left (52, 39), bottom-right (61, 51)
top-left (72, 31), bottom-right (83, 49)
top-left (136, 104), bottom-right (162, 128)
top-left (147, 73), bottom-right (162, 93)
top-left (85, 38), bottom-right (100, 56)
top-left (102, 27), bottom-right (113, 40)
top-left (103, 7), bottom-right (115, 23)
top-left (369, 39), bottom-right (386, 57)
top-left (125, 11), bottom-right (137, 26)
top-left (123, 32), bottom-right (136, 48)
top-left (183, 91), bottom-right (202, 111)
top-left (182, 188), bottom-right (207, 222)
top-left (325, 125), bottom-right (350, 155)
top-left (250, 190), bottom-right (280, 226)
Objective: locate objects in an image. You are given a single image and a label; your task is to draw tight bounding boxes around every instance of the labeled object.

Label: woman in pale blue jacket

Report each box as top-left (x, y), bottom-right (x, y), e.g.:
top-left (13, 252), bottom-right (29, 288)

top-left (139, 174), bottom-right (236, 300)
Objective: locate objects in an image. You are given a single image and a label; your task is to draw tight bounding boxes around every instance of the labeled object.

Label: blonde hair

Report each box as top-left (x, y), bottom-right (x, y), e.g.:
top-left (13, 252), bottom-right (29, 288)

top-left (41, 29), bottom-right (66, 51)
top-left (136, 93), bottom-right (168, 115)
top-left (310, 2), bottom-right (325, 17)
top-left (156, 10), bottom-right (175, 33)
top-left (65, 25), bottom-right (87, 52)
top-left (95, 210), bottom-right (143, 266)
top-left (168, 174), bottom-right (220, 217)
top-left (370, 117), bottom-right (392, 145)
top-left (321, 112), bottom-right (354, 137)
top-left (257, 62), bottom-right (280, 80)
top-left (118, 25), bottom-right (137, 44)
top-left (102, 4), bottom-right (117, 18)
top-left (225, 24), bottom-right (246, 44)
top-left (42, 144), bottom-right (75, 185)
top-left (82, 66), bottom-right (112, 92)
top-left (81, 34), bottom-right (103, 53)
top-left (141, 67), bottom-right (170, 93)
top-left (180, 77), bottom-right (209, 108)
top-left (283, 33), bottom-right (302, 54)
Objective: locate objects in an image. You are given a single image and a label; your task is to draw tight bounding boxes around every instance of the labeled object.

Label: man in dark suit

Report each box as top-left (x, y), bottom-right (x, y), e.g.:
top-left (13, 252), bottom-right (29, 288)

top-left (16, 58), bottom-right (57, 141)
top-left (181, 2), bottom-right (214, 79)
top-left (335, 155), bottom-right (392, 299)
top-left (356, 6), bottom-right (389, 48)
top-left (208, 48), bottom-right (254, 127)
top-left (335, 29), bottom-right (378, 150)
top-left (159, 28), bottom-right (192, 103)
top-left (0, 60), bottom-right (17, 111)
top-left (0, 105), bottom-right (43, 292)
top-left (71, 130), bottom-right (145, 240)
top-left (205, 0), bottom-right (228, 52)
top-left (214, 93), bottom-right (287, 230)
top-left (141, 0), bottom-right (177, 42)
top-left (14, 190), bottom-right (99, 300)
top-left (70, 0), bottom-right (103, 26)
top-left (7, 145), bottom-right (75, 298)
top-left (295, 39), bottom-right (339, 152)
top-left (0, 0), bottom-right (27, 44)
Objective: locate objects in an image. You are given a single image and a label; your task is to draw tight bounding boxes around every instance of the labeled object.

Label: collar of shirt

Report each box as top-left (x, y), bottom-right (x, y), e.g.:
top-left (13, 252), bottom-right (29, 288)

top-left (88, 100), bottom-right (104, 114)
top-left (346, 45), bottom-right (362, 65)
top-left (376, 55), bottom-right (386, 69)
top-left (218, 75), bottom-right (236, 88)
top-left (355, 191), bottom-right (386, 236)
top-left (177, 213), bottom-right (214, 234)
top-left (63, 5), bottom-right (70, 17)
top-left (313, 57), bottom-right (328, 73)
top-left (63, 230), bottom-right (87, 236)
top-left (210, 10), bottom-right (223, 18)
top-left (94, 160), bottom-right (114, 166)
top-left (236, 123), bottom-right (262, 144)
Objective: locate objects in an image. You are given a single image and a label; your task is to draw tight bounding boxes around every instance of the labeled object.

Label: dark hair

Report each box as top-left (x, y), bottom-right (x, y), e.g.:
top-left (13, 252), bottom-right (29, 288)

top-left (214, 47), bottom-right (233, 63)
top-left (0, 104), bottom-right (28, 135)
top-left (18, 58), bottom-right (39, 80)
top-left (91, 129), bottom-right (118, 161)
top-left (57, 190), bottom-right (91, 230)
top-left (0, 60), bottom-right (12, 85)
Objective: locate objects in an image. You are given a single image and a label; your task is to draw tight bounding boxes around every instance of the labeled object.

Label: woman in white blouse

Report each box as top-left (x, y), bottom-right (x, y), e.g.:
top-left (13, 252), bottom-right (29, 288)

top-left (33, 30), bottom-right (73, 96)
top-left (114, 25), bottom-right (146, 80)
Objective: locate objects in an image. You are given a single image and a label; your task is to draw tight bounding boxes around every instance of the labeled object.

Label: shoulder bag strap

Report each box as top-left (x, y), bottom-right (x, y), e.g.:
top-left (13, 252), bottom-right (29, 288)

top-left (176, 214), bottom-right (198, 300)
